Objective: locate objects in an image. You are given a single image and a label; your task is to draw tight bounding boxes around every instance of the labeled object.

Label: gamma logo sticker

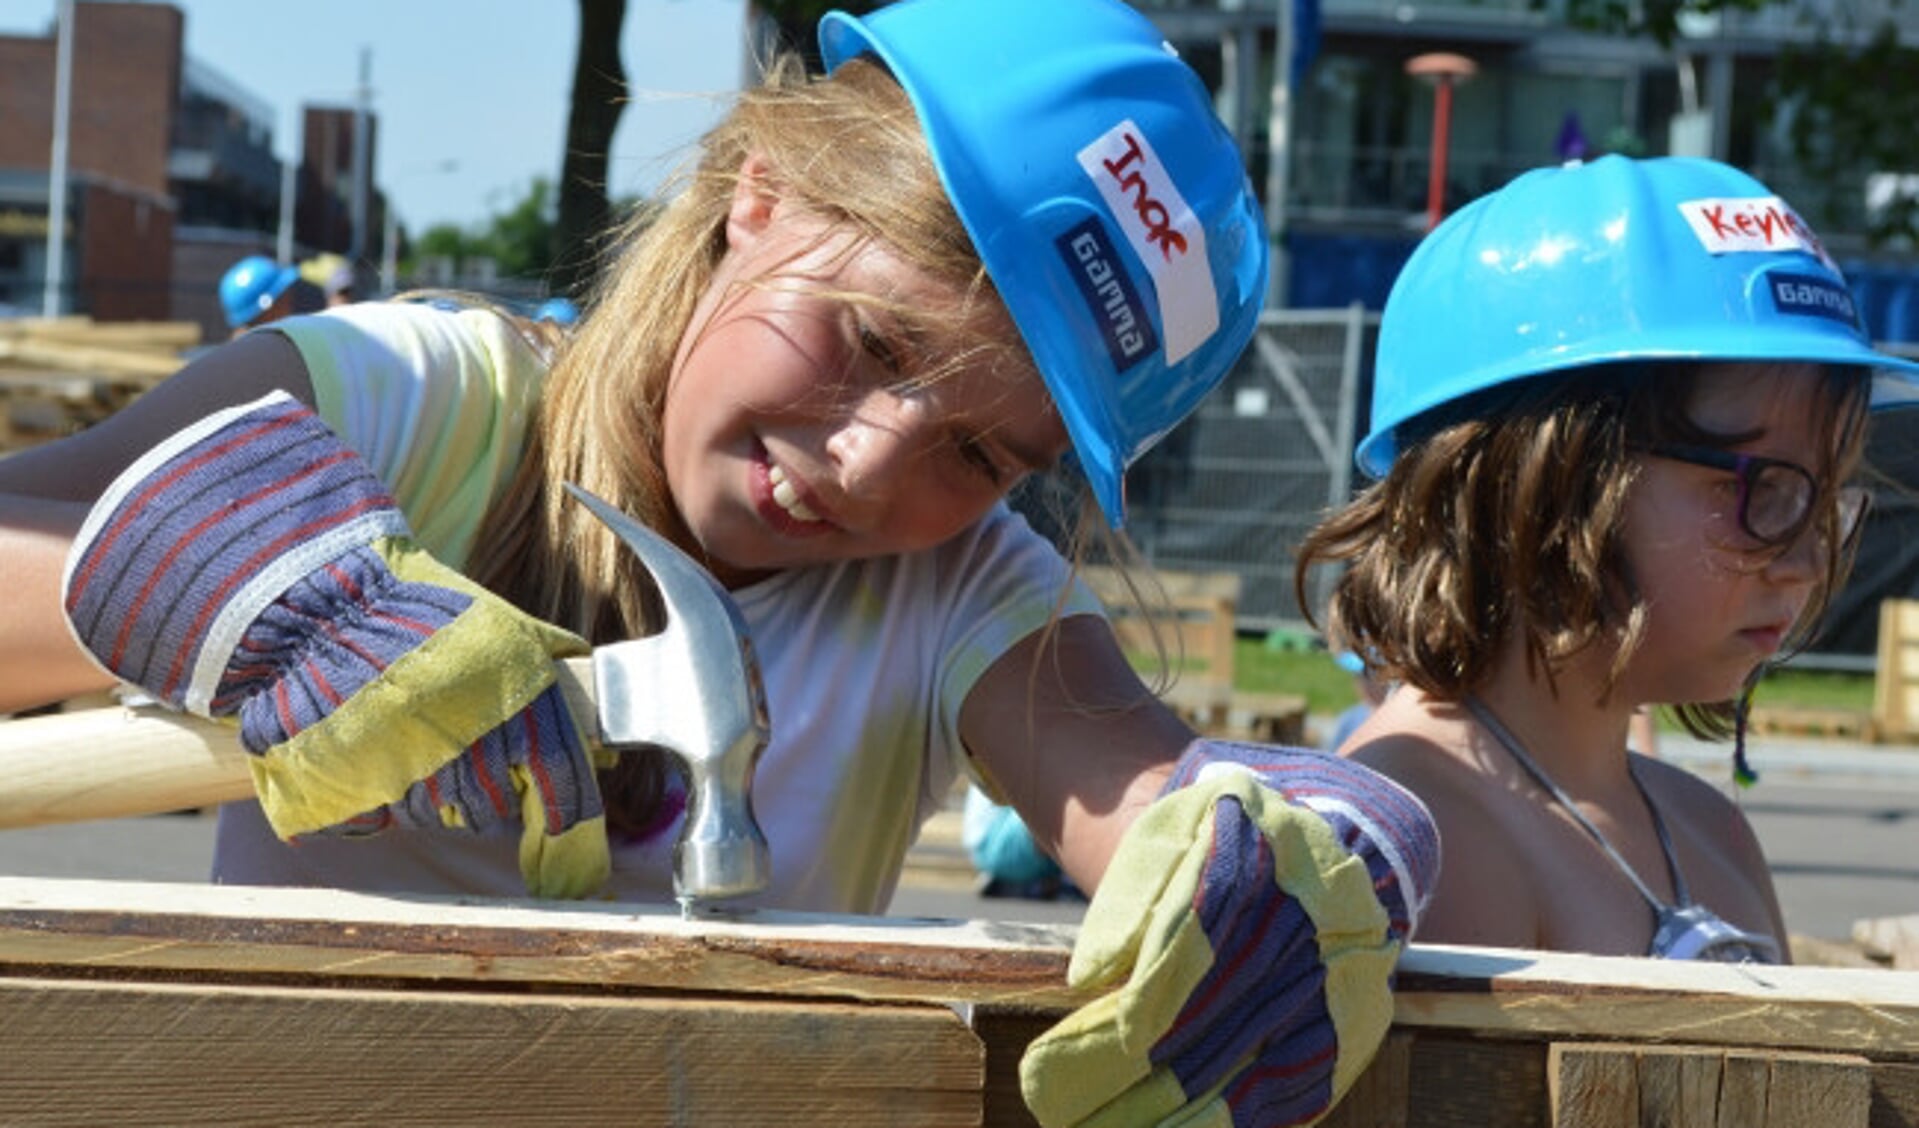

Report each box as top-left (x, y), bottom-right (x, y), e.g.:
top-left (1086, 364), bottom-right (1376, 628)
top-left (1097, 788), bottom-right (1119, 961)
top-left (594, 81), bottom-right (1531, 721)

top-left (1056, 217), bottom-right (1158, 373)
top-left (1077, 120), bottom-right (1216, 364)
top-left (1767, 271), bottom-right (1862, 330)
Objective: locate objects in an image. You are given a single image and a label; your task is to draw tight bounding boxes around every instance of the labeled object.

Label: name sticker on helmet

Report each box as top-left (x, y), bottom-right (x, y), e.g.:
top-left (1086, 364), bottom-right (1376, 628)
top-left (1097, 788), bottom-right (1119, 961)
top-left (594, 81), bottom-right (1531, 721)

top-left (1768, 271), bottom-right (1862, 330)
top-left (1077, 120), bottom-right (1217, 364)
top-left (1677, 196), bottom-right (1837, 269)
top-left (1056, 218), bottom-right (1159, 374)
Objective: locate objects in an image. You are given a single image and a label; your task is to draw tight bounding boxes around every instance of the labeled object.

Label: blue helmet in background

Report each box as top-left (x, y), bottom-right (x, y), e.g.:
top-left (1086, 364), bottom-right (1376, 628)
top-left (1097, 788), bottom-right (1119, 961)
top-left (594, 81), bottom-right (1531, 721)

top-left (534, 296), bottom-right (580, 327)
top-left (1359, 155), bottom-right (1919, 478)
top-left (219, 255), bottom-right (300, 329)
top-left (819, 0), bottom-right (1269, 527)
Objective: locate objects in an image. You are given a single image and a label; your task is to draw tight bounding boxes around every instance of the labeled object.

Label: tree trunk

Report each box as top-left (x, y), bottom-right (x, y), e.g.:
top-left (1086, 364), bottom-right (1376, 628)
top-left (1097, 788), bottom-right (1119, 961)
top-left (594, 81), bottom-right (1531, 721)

top-left (555, 0), bottom-right (629, 300)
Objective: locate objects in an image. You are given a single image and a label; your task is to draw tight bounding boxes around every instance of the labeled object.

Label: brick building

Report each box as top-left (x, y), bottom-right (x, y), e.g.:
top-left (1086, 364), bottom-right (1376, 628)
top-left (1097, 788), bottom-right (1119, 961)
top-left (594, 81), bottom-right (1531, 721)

top-left (0, 1), bottom-right (180, 321)
top-left (1, 2), bottom-right (380, 340)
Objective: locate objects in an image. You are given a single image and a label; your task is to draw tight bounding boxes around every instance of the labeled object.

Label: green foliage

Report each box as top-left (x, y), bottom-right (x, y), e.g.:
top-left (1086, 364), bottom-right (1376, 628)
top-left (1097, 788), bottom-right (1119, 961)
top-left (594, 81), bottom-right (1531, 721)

top-left (1773, 24), bottom-right (1919, 248)
top-left (1756, 666), bottom-right (1875, 713)
top-left (1231, 642), bottom-right (1370, 718)
top-left (1230, 637), bottom-right (1874, 719)
top-left (1556, 0), bottom-right (1919, 248)
top-left (402, 178), bottom-right (560, 281)
top-left (1557, 0), bottom-right (1768, 50)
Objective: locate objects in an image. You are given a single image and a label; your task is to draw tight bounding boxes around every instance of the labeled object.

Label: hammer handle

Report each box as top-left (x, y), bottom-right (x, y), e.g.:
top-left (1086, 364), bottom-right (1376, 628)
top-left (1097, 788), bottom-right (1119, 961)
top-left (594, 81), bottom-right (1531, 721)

top-left (0, 657), bottom-right (600, 828)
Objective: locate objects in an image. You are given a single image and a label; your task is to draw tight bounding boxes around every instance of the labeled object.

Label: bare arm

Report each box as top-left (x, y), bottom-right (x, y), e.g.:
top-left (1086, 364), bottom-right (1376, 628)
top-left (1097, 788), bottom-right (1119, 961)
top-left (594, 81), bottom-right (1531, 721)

top-left (958, 612), bottom-right (1196, 893)
top-left (0, 332), bottom-right (315, 714)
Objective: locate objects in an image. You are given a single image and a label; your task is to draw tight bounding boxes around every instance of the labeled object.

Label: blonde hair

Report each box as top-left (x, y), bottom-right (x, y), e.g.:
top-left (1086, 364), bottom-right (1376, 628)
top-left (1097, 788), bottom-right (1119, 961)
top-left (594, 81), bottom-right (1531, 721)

top-left (464, 53), bottom-right (1109, 828)
top-left (1295, 363), bottom-right (1870, 740)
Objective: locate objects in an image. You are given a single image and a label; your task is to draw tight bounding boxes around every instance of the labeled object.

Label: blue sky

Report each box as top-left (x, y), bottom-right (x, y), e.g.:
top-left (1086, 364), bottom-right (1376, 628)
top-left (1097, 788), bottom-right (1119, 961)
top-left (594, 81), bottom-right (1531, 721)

top-left (4, 0), bottom-right (750, 232)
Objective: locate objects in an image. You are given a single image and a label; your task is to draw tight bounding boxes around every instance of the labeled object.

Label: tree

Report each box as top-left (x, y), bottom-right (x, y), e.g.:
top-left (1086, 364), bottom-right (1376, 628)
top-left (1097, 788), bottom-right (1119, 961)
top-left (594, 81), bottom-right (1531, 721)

top-left (405, 179), bottom-right (559, 284)
top-left (1560, 0), bottom-right (1919, 247)
top-left (554, 0), bottom-right (629, 300)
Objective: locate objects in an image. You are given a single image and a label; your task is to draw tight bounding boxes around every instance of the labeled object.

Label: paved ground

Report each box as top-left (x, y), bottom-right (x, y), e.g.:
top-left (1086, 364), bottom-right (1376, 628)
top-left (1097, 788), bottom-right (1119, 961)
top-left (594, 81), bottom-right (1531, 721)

top-left (0, 730), bottom-right (1912, 941)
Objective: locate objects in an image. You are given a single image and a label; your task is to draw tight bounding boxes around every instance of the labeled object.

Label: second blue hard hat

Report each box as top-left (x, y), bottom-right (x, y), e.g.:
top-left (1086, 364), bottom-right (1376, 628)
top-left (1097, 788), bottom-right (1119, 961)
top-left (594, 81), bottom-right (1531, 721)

top-left (819, 0), bottom-right (1269, 527)
top-left (219, 255), bottom-right (300, 329)
top-left (1359, 155), bottom-right (1919, 478)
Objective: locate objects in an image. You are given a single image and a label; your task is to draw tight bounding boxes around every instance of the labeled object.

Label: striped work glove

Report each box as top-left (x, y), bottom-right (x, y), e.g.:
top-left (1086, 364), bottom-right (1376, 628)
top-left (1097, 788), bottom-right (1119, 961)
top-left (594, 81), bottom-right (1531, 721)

top-left (62, 391), bottom-right (611, 898)
top-left (1020, 741), bottom-right (1438, 1127)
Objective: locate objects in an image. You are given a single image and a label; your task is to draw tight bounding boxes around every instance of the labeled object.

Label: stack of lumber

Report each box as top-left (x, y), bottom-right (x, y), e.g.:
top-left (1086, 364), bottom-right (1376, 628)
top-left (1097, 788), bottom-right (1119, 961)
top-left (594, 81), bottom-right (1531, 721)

top-left (0, 877), bottom-right (1914, 1126)
top-left (0, 316), bottom-right (194, 451)
top-left (1080, 565), bottom-right (1308, 743)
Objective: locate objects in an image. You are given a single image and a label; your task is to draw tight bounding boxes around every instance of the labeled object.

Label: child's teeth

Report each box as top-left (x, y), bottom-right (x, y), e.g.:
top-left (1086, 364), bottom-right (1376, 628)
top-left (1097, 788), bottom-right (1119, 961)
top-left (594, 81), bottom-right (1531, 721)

top-left (768, 464), bottom-right (821, 522)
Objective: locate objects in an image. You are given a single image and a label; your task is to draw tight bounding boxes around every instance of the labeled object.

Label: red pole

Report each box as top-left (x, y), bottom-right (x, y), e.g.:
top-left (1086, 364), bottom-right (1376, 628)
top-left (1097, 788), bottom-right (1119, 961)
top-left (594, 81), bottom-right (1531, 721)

top-left (1426, 78), bottom-right (1454, 232)
top-left (1404, 53), bottom-right (1478, 233)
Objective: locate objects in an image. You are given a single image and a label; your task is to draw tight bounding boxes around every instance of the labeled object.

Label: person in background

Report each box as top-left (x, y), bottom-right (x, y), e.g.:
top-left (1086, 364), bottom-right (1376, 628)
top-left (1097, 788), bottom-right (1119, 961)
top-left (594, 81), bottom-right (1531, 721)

top-left (3, 3), bottom-right (1436, 1123)
top-left (961, 782), bottom-right (1080, 900)
top-left (533, 296), bottom-right (581, 327)
top-left (217, 255), bottom-right (309, 337)
top-left (301, 253), bottom-right (358, 308)
top-left (1323, 649), bottom-right (1388, 753)
top-left (1297, 154), bottom-right (1919, 964)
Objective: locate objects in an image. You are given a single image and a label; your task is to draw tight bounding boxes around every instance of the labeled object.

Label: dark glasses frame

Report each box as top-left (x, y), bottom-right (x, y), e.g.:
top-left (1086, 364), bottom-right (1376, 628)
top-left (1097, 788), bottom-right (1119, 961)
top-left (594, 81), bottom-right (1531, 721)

top-left (1647, 442), bottom-right (1870, 551)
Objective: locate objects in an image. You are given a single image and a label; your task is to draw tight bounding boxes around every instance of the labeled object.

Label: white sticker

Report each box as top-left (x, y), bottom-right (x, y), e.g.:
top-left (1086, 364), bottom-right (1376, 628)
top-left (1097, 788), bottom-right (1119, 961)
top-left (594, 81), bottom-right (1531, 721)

top-left (1677, 195), bottom-right (1836, 269)
top-left (1077, 121), bottom-right (1218, 365)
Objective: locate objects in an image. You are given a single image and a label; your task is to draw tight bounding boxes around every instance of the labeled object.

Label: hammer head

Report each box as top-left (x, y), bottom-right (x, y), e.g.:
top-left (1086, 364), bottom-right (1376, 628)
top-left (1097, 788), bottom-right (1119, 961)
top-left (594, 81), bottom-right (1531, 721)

top-left (564, 483), bottom-right (772, 909)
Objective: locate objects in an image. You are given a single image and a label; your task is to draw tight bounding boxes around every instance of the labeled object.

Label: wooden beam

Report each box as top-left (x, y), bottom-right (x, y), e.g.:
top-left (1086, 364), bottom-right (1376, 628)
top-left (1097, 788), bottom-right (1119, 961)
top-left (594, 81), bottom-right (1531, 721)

top-left (0, 976), bottom-right (982, 1126)
top-left (1393, 943), bottom-right (1919, 1058)
top-left (0, 877), bottom-right (1086, 1009)
top-left (1, 882), bottom-right (1917, 1126)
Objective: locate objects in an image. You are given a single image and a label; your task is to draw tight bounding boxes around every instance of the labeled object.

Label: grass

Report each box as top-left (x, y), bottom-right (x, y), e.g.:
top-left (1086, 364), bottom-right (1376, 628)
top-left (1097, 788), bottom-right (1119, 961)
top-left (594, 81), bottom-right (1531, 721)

top-left (1232, 637), bottom-right (1878, 719)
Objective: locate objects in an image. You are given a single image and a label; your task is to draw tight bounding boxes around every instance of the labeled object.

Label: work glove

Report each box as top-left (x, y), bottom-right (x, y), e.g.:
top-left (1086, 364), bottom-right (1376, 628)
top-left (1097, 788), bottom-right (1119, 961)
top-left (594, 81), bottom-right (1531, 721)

top-left (62, 391), bottom-right (611, 898)
top-left (1020, 740), bottom-right (1439, 1127)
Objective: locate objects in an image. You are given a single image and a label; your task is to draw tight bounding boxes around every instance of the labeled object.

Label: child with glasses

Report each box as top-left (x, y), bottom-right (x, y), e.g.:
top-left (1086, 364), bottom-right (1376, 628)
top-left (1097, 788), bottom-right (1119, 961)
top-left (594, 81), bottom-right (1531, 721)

top-left (1295, 155), bottom-right (1919, 962)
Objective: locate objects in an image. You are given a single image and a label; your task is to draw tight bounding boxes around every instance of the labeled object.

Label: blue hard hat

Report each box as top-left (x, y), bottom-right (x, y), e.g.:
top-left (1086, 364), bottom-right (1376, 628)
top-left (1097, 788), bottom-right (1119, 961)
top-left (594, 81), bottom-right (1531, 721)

top-left (534, 296), bottom-right (580, 327)
top-left (819, 0), bottom-right (1269, 528)
top-left (1358, 155), bottom-right (1919, 478)
top-left (219, 255), bottom-right (299, 329)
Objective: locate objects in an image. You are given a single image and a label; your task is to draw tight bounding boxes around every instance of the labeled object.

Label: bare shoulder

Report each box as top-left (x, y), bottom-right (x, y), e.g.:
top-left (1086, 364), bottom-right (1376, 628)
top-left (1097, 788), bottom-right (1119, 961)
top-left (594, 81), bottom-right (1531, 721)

top-left (1631, 753), bottom-right (1751, 827)
top-left (1632, 752), bottom-right (1768, 858)
top-left (1344, 728), bottom-right (1542, 949)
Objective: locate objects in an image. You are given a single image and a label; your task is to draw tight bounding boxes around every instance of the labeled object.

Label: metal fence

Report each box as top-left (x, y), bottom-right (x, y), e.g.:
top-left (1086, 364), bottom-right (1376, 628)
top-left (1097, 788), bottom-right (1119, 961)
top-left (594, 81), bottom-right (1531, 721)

top-left (1123, 304), bottom-right (1377, 633)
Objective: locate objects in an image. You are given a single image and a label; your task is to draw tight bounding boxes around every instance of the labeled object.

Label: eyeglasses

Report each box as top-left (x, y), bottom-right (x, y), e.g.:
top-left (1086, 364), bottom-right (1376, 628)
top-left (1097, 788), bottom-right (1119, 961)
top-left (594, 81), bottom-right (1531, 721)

top-left (1648, 443), bottom-right (1869, 551)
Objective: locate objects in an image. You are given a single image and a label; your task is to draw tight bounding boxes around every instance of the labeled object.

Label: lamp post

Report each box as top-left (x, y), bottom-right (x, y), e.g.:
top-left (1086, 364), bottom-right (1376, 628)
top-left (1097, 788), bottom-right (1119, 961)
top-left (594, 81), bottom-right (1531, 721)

top-left (381, 159), bottom-right (460, 295)
top-left (1405, 52), bottom-right (1478, 232)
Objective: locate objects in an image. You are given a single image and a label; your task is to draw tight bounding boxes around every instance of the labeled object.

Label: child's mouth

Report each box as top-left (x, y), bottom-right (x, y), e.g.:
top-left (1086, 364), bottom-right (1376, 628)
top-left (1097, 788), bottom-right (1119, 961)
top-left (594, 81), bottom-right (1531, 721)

top-left (767, 463), bottom-right (822, 523)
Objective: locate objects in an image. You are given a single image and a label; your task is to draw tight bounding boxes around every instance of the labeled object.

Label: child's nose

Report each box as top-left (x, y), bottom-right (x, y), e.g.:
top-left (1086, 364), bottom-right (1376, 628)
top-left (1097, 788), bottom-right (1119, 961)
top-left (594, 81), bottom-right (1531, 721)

top-left (826, 389), bottom-right (933, 502)
top-left (1761, 522), bottom-right (1823, 585)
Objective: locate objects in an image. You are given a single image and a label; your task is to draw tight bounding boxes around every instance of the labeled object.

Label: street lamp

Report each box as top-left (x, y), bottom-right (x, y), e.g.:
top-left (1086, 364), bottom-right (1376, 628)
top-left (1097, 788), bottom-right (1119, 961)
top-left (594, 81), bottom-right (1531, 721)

top-left (1405, 52), bottom-right (1478, 232)
top-left (381, 159), bottom-right (460, 295)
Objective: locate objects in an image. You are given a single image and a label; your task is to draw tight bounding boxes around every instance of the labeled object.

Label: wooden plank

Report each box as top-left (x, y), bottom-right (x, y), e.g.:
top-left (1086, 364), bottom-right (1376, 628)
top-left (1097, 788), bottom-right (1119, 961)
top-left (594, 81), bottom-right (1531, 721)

top-left (13, 317), bottom-right (201, 349)
top-left (1637, 1046), bottom-right (1724, 1128)
top-left (1393, 943), bottom-right (1919, 1059)
top-left (1764, 1050), bottom-right (1871, 1128)
top-left (0, 877), bottom-right (1085, 1010)
top-left (1550, 1043), bottom-right (1639, 1128)
top-left (1873, 599), bottom-right (1919, 740)
top-left (1717, 1052), bottom-right (1770, 1128)
top-left (1322, 1030), bottom-right (1413, 1127)
top-left (1406, 1033), bottom-right (1549, 1128)
top-left (0, 337), bottom-right (182, 380)
top-left (0, 976), bottom-right (981, 1126)
top-left (1874, 1063), bottom-right (1919, 1128)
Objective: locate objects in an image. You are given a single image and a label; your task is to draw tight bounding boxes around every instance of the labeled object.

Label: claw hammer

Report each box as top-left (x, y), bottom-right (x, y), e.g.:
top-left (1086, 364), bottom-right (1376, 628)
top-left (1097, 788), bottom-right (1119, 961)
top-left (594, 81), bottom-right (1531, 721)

top-left (0, 484), bottom-right (774, 911)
